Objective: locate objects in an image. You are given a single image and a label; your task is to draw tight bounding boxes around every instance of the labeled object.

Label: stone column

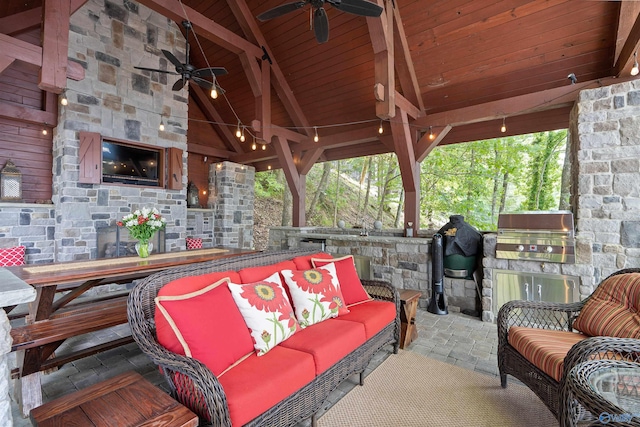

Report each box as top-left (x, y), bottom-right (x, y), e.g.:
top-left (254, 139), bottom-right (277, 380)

top-left (0, 269), bottom-right (36, 423)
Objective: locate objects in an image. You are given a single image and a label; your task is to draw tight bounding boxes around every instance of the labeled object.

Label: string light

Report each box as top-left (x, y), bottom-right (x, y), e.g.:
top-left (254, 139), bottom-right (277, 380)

top-left (159, 117), bottom-right (165, 131)
top-left (632, 52), bottom-right (639, 76)
top-left (262, 143), bottom-right (266, 150)
top-left (428, 126), bottom-right (435, 140)
top-left (267, 165), bottom-right (272, 170)
top-left (378, 120), bottom-right (383, 134)
top-left (60, 91), bottom-right (68, 106)
top-left (240, 126), bottom-right (246, 142)
top-left (500, 117), bottom-right (506, 133)
top-left (42, 128), bottom-right (48, 135)
top-left (313, 126), bottom-right (319, 142)
top-left (235, 122), bottom-right (242, 138)
top-left (210, 87), bottom-right (218, 99)
top-left (251, 141), bottom-right (257, 150)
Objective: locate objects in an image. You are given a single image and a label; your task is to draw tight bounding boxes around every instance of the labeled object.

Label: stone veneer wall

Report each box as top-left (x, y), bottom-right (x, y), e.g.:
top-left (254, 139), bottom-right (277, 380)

top-left (0, 204), bottom-right (56, 264)
top-left (570, 81), bottom-right (640, 289)
top-left (186, 209), bottom-right (214, 247)
top-left (52, 0), bottom-right (189, 260)
top-left (210, 162), bottom-right (255, 249)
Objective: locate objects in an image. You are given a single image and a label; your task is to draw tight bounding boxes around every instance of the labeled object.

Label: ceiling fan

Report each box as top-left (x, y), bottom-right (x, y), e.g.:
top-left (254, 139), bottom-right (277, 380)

top-left (134, 20), bottom-right (227, 92)
top-left (257, 0), bottom-right (383, 44)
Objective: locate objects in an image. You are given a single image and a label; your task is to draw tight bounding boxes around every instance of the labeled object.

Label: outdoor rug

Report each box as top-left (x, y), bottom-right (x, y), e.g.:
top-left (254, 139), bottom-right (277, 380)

top-left (318, 350), bottom-right (557, 426)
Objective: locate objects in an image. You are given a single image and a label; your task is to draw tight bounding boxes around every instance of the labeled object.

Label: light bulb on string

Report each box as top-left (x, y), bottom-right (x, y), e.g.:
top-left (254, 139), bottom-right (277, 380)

top-left (262, 143), bottom-right (266, 150)
top-left (210, 87), bottom-right (218, 99)
top-left (159, 117), bottom-right (165, 132)
top-left (60, 91), bottom-right (68, 106)
top-left (500, 117), bottom-right (507, 133)
top-left (235, 122), bottom-right (242, 138)
top-left (251, 140), bottom-right (257, 150)
top-left (240, 126), bottom-right (246, 142)
top-left (42, 128), bottom-right (48, 136)
top-left (313, 126), bottom-right (319, 143)
top-left (428, 126), bottom-right (435, 140)
top-left (267, 165), bottom-right (272, 170)
top-left (378, 120), bottom-right (384, 134)
top-left (632, 52), bottom-right (639, 76)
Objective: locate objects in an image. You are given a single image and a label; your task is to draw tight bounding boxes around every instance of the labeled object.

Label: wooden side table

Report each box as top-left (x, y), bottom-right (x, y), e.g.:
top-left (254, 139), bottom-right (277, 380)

top-left (30, 371), bottom-right (198, 427)
top-left (399, 289), bottom-right (422, 349)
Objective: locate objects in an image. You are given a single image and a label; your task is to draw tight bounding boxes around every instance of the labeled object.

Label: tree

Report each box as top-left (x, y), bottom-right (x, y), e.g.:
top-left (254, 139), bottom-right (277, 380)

top-left (307, 161), bottom-right (331, 220)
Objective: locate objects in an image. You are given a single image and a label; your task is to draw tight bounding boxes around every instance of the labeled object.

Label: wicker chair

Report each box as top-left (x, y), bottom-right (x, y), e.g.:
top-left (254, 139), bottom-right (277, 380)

top-left (497, 268), bottom-right (640, 425)
top-left (127, 249), bottom-right (400, 427)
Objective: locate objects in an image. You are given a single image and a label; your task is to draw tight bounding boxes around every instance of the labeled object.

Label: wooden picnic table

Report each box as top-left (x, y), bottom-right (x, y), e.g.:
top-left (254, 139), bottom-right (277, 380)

top-left (4, 247), bottom-right (256, 417)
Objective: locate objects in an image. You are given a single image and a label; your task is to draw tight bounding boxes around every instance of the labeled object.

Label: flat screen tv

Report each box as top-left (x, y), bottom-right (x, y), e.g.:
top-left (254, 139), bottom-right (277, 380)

top-left (102, 141), bottom-right (160, 186)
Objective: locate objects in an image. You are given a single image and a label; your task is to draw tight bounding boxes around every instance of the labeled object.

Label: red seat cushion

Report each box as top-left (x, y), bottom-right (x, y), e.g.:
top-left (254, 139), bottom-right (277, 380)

top-left (334, 300), bottom-right (396, 338)
top-left (0, 245), bottom-right (25, 266)
top-left (219, 346), bottom-right (316, 427)
top-left (508, 326), bottom-right (589, 381)
top-left (280, 318), bottom-right (366, 375)
top-left (292, 252), bottom-right (333, 270)
top-left (312, 256), bottom-right (371, 305)
top-left (238, 260), bottom-right (296, 283)
top-left (573, 272), bottom-right (640, 339)
top-left (155, 272), bottom-right (253, 376)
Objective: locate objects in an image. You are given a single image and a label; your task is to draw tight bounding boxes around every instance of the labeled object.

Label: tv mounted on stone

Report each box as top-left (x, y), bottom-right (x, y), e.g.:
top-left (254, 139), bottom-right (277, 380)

top-left (102, 140), bottom-right (160, 186)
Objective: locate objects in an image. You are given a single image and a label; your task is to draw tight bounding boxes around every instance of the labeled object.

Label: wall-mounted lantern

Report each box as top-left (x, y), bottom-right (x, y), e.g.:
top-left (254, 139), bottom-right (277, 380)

top-left (1, 160), bottom-right (22, 201)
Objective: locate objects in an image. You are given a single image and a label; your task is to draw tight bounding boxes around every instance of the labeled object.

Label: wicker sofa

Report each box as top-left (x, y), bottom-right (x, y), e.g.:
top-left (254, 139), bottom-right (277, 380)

top-left (128, 249), bottom-right (400, 427)
top-left (497, 268), bottom-right (640, 425)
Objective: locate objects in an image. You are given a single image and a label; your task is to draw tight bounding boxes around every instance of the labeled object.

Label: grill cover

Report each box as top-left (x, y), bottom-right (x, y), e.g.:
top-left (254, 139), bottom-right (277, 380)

top-left (438, 215), bottom-right (482, 257)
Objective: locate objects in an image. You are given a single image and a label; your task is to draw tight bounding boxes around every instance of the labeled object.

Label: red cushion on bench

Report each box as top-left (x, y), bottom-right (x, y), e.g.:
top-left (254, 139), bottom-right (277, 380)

top-left (336, 300), bottom-right (396, 338)
top-left (219, 346), bottom-right (316, 427)
top-left (292, 252), bottom-right (333, 270)
top-left (238, 260), bottom-right (296, 284)
top-left (280, 318), bottom-right (366, 375)
top-left (155, 272), bottom-right (253, 376)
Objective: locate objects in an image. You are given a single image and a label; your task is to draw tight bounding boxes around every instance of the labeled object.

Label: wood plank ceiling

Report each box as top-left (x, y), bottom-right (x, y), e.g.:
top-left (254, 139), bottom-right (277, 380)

top-left (1, 0), bottom-right (639, 225)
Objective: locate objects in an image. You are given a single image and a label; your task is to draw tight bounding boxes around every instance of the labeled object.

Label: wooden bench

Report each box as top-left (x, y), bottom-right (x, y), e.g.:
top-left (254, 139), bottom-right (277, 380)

top-left (10, 297), bottom-right (132, 377)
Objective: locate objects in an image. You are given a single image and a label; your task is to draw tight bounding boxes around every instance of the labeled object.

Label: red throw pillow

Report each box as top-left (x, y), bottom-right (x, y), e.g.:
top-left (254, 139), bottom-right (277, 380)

top-left (312, 256), bottom-right (371, 306)
top-left (228, 272), bottom-right (300, 355)
top-left (238, 260), bottom-right (296, 283)
top-left (155, 272), bottom-right (253, 376)
top-left (0, 245), bottom-right (25, 267)
top-left (292, 252), bottom-right (333, 270)
top-left (281, 263), bottom-right (349, 328)
top-left (185, 237), bottom-right (203, 250)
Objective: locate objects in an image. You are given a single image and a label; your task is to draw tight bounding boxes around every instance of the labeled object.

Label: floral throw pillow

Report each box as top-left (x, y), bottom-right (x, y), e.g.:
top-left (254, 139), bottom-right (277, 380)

top-left (281, 263), bottom-right (349, 328)
top-left (228, 272), bottom-right (300, 356)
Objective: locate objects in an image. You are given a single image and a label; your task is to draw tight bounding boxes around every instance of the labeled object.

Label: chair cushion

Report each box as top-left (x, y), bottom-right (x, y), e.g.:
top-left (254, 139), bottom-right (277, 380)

top-left (292, 252), bottom-right (333, 270)
top-left (279, 318), bottom-right (366, 375)
top-left (334, 300), bottom-right (396, 338)
top-left (281, 263), bottom-right (349, 327)
top-left (238, 260), bottom-right (296, 283)
top-left (155, 275), bottom-right (254, 376)
top-left (312, 255), bottom-right (371, 305)
top-left (573, 272), bottom-right (640, 339)
top-left (0, 245), bottom-right (25, 266)
top-left (219, 346), bottom-right (316, 427)
top-left (508, 326), bottom-right (589, 381)
top-left (228, 272), bottom-right (300, 355)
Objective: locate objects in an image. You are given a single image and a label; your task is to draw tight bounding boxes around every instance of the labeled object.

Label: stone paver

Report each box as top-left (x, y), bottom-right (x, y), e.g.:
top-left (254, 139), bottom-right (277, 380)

top-left (10, 309), bottom-right (500, 426)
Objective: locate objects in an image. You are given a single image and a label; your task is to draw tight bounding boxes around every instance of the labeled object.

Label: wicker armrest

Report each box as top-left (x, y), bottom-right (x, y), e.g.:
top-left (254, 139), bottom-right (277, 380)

top-left (497, 299), bottom-right (585, 348)
top-left (563, 336), bottom-right (640, 379)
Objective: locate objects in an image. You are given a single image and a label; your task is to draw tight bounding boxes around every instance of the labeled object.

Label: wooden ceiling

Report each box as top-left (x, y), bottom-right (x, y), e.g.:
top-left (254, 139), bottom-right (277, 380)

top-left (2, 0), bottom-right (639, 226)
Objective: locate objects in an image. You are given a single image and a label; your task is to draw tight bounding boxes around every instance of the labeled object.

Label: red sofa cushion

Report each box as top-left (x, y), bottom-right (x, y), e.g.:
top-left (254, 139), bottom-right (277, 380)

top-left (573, 272), bottom-right (640, 339)
top-left (155, 272), bottom-right (253, 376)
top-left (280, 318), bottom-right (366, 375)
top-left (508, 326), bottom-right (588, 381)
top-left (312, 256), bottom-right (371, 305)
top-left (292, 252), bottom-right (333, 270)
top-left (238, 260), bottom-right (296, 283)
top-left (336, 300), bottom-right (396, 338)
top-left (0, 245), bottom-right (25, 266)
top-left (219, 346), bottom-right (316, 426)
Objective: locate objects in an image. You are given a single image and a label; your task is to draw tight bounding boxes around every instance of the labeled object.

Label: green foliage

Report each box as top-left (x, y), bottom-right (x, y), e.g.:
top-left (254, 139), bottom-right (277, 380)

top-left (255, 170), bottom-right (285, 198)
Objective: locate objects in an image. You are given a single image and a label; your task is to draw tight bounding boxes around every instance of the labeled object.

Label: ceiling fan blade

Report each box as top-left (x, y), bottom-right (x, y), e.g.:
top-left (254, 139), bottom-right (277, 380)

top-left (162, 49), bottom-right (183, 69)
top-left (134, 66), bottom-right (177, 75)
top-left (329, 0), bottom-right (383, 17)
top-left (192, 67), bottom-right (228, 78)
top-left (172, 78), bottom-right (185, 91)
top-left (257, 1), bottom-right (308, 21)
top-left (314, 7), bottom-right (330, 44)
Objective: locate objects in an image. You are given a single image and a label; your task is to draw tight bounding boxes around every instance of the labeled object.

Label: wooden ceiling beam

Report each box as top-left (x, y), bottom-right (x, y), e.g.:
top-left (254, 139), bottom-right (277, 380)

top-left (395, 91), bottom-right (422, 119)
top-left (190, 84), bottom-right (243, 153)
top-left (0, 101), bottom-right (56, 126)
top-left (257, 59), bottom-right (271, 143)
top-left (614, 11), bottom-right (640, 76)
top-left (298, 147), bottom-right (324, 176)
top-left (226, 0), bottom-right (312, 136)
top-left (295, 127), bottom-right (380, 152)
top-left (369, 0), bottom-right (395, 119)
top-left (614, 1), bottom-right (640, 69)
top-left (187, 143), bottom-right (235, 159)
top-left (273, 134), bottom-right (306, 226)
top-left (392, 4), bottom-right (424, 114)
top-left (251, 120), bottom-right (308, 143)
top-left (0, 8), bottom-right (42, 35)
top-left (39, 0), bottom-right (70, 93)
top-left (416, 124), bottom-right (452, 163)
top-left (0, 56), bottom-right (14, 74)
top-left (136, 0), bottom-right (262, 58)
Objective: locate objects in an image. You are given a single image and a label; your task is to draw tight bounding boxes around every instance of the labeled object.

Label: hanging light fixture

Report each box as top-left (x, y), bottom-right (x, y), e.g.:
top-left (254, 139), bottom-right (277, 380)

top-left (251, 141), bottom-right (257, 150)
top-left (159, 117), bottom-right (165, 131)
top-left (60, 90), bottom-right (68, 106)
top-left (313, 126), bottom-right (319, 143)
top-left (500, 117), bottom-right (507, 133)
top-left (632, 52), bottom-right (639, 76)
top-left (240, 126), bottom-right (246, 142)
top-left (210, 86), bottom-right (218, 99)
top-left (378, 120), bottom-right (384, 134)
top-left (428, 126), bottom-right (435, 140)
top-left (235, 122), bottom-right (242, 138)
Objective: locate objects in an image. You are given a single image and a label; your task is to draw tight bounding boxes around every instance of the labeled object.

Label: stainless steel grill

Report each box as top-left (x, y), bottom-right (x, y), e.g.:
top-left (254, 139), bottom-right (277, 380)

top-left (496, 211), bottom-right (575, 264)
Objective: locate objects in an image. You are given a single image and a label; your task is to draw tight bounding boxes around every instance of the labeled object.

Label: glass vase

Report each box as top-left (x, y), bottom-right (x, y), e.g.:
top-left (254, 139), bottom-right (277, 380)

top-left (135, 240), bottom-right (153, 258)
